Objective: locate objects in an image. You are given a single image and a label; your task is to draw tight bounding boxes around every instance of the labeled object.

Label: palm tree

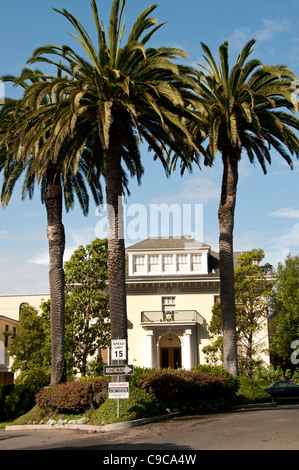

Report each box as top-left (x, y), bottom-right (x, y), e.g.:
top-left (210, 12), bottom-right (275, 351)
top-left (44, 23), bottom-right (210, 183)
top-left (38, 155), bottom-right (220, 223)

top-left (188, 39), bottom-right (299, 375)
top-left (0, 70), bottom-right (104, 384)
top-left (26, 0), bottom-right (201, 358)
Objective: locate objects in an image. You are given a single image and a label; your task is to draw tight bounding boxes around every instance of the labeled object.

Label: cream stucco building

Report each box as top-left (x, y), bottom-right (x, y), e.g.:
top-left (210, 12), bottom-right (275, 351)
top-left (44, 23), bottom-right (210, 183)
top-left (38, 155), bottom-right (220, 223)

top-left (126, 236), bottom-right (227, 370)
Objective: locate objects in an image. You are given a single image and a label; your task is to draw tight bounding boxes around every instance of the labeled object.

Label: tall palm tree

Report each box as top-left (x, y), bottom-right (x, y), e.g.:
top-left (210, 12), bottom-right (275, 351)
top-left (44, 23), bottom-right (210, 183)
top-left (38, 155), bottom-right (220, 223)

top-left (0, 70), bottom-right (104, 384)
top-left (26, 0), bottom-right (201, 358)
top-left (187, 39), bottom-right (299, 375)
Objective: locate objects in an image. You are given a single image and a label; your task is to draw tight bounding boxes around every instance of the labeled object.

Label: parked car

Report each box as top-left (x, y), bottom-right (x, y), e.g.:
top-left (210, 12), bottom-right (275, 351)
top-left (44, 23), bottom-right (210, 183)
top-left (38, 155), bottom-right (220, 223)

top-left (264, 380), bottom-right (299, 403)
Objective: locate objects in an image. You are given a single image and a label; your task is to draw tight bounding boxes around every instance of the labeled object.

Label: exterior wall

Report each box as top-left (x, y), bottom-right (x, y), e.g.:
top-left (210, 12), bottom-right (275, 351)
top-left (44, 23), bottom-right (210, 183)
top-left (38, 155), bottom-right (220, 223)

top-left (0, 294), bottom-right (50, 321)
top-left (126, 284), bottom-right (218, 369)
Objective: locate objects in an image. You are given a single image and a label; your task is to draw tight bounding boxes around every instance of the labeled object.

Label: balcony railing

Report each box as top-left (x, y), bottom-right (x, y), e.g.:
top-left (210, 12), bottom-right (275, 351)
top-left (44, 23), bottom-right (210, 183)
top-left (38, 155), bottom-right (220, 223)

top-left (141, 310), bottom-right (206, 326)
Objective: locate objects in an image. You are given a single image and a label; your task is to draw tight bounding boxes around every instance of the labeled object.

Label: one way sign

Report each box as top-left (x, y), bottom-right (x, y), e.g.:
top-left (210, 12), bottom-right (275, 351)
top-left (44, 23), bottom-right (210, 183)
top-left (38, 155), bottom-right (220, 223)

top-left (104, 364), bottom-right (134, 376)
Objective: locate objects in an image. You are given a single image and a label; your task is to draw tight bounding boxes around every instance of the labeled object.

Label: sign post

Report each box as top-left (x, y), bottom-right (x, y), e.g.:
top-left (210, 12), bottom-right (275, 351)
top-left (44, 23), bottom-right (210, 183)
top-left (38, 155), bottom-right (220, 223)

top-left (109, 339), bottom-right (129, 418)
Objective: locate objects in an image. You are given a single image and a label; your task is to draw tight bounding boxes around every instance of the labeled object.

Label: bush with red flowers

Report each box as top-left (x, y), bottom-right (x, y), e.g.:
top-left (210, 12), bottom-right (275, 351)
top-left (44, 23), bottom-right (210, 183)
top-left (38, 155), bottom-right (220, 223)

top-left (35, 377), bottom-right (109, 413)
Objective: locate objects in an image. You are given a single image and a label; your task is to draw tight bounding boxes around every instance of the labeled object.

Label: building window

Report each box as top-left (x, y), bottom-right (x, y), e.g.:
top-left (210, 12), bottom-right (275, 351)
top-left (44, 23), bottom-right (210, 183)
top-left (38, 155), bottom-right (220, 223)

top-left (162, 296), bottom-right (176, 320)
top-left (177, 254), bottom-right (188, 272)
top-left (191, 254), bottom-right (202, 271)
top-left (133, 255), bottom-right (145, 273)
top-left (162, 255), bottom-right (174, 272)
top-left (4, 325), bottom-right (9, 347)
top-left (148, 255), bottom-right (160, 273)
top-left (162, 296), bottom-right (176, 312)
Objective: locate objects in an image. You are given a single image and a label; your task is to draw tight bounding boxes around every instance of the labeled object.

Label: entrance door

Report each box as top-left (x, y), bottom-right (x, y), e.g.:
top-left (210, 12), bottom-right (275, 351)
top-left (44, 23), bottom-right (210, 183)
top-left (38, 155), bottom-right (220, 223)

top-left (160, 347), bottom-right (181, 369)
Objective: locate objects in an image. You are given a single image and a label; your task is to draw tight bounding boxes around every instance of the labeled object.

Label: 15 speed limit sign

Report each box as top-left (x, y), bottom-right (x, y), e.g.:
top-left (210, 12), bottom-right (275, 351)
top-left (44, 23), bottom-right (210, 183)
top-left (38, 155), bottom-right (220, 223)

top-left (111, 339), bottom-right (127, 360)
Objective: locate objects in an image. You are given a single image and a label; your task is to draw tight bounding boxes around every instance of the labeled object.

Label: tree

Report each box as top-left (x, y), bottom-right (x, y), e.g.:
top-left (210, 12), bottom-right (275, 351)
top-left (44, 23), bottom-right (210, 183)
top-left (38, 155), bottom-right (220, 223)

top-left (0, 69), bottom-right (104, 384)
top-left (26, 0), bottom-right (201, 360)
top-left (64, 238), bottom-right (110, 376)
top-left (268, 254), bottom-right (299, 371)
top-left (8, 304), bottom-right (50, 386)
top-left (186, 39), bottom-right (299, 375)
top-left (204, 249), bottom-right (273, 376)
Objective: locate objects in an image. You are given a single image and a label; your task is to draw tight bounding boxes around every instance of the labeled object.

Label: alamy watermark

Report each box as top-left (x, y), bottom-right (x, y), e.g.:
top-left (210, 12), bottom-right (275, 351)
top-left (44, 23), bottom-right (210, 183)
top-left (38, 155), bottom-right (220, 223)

top-left (291, 340), bottom-right (299, 365)
top-left (95, 197), bottom-right (204, 243)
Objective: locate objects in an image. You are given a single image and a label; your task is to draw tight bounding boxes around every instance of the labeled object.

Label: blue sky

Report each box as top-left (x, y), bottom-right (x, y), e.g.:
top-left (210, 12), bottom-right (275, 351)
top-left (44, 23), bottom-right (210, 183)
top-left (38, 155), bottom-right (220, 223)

top-left (1, 0), bottom-right (299, 294)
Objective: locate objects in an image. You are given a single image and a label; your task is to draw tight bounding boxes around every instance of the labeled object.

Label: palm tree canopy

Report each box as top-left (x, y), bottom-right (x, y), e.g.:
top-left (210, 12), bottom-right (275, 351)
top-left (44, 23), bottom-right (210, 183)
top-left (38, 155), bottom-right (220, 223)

top-left (26, 0), bottom-right (202, 174)
top-left (193, 39), bottom-right (299, 172)
top-left (0, 69), bottom-right (104, 214)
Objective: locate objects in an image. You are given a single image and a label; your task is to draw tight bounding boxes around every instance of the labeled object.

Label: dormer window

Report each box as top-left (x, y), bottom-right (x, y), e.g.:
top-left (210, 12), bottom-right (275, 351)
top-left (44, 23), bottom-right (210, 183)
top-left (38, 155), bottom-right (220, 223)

top-left (129, 248), bottom-right (208, 276)
top-left (191, 254), bottom-right (202, 271)
top-left (133, 255), bottom-right (145, 273)
top-left (162, 255), bottom-right (175, 272)
top-left (148, 255), bottom-right (159, 273)
top-left (177, 254), bottom-right (188, 272)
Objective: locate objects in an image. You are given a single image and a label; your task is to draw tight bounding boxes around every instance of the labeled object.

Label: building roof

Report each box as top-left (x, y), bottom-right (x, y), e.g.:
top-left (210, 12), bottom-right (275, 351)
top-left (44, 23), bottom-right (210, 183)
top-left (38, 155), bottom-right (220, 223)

top-left (126, 236), bottom-right (211, 251)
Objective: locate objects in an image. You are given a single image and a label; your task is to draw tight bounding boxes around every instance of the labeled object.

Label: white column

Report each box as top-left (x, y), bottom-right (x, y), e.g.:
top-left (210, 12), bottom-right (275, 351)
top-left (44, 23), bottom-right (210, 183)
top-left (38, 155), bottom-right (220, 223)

top-left (144, 330), bottom-right (154, 368)
top-left (182, 329), bottom-right (192, 370)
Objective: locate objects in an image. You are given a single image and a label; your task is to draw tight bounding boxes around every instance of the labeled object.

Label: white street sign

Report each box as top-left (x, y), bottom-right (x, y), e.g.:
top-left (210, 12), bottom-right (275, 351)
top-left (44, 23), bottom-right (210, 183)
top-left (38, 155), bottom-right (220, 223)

top-left (108, 382), bottom-right (129, 399)
top-left (111, 339), bottom-right (127, 360)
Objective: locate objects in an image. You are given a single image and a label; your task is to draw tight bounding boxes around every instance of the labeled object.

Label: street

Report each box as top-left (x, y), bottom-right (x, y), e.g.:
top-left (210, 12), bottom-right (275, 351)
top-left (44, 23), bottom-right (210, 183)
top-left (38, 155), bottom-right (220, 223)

top-left (1, 404), bottom-right (299, 452)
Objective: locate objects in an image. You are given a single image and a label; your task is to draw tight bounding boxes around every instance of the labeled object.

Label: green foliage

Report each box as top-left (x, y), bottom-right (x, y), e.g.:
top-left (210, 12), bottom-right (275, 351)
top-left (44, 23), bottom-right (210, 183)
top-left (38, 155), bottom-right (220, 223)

top-left (268, 254), bottom-right (299, 369)
top-left (35, 377), bottom-right (109, 413)
top-left (251, 364), bottom-right (284, 385)
top-left (89, 386), bottom-right (163, 425)
top-left (10, 405), bottom-right (47, 426)
top-left (14, 366), bottom-right (51, 389)
top-left (9, 304), bottom-right (49, 375)
top-left (129, 366), bottom-right (153, 387)
top-left (235, 376), bottom-right (272, 404)
top-left (64, 238), bottom-right (110, 376)
top-left (0, 384), bottom-right (37, 421)
top-left (204, 249), bottom-right (272, 376)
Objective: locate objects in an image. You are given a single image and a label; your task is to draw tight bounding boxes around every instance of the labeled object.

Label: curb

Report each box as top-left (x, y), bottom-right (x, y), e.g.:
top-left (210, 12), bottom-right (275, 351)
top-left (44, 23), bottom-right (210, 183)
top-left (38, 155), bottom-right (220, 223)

top-left (4, 403), bottom-right (275, 433)
top-left (5, 412), bottom-right (174, 433)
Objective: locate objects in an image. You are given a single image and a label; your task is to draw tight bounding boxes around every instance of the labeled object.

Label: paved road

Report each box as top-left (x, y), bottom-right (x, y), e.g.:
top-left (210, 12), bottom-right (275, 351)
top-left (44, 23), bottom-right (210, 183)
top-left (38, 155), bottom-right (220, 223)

top-left (1, 404), bottom-right (299, 452)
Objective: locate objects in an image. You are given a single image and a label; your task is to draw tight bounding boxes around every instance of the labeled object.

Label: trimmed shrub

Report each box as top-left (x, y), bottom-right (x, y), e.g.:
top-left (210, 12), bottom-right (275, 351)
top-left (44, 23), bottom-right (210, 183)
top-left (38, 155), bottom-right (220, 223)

top-left (138, 369), bottom-right (238, 410)
top-left (35, 377), bottom-right (109, 413)
top-left (235, 376), bottom-right (272, 404)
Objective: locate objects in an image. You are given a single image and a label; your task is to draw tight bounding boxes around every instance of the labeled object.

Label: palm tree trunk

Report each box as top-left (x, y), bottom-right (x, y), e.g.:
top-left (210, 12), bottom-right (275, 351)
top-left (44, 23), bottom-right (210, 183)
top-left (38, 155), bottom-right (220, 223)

top-left (218, 149), bottom-right (239, 376)
top-left (105, 143), bottom-right (128, 367)
top-left (45, 166), bottom-right (66, 385)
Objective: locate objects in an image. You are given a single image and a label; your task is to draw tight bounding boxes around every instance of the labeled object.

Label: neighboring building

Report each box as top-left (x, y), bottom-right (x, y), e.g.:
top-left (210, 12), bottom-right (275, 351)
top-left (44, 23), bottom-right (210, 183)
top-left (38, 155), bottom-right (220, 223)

top-left (0, 315), bottom-right (19, 384)
top-left (0, 294), bottom-right (50, 384)
top-left (0, 238), bottom-right (271, 381)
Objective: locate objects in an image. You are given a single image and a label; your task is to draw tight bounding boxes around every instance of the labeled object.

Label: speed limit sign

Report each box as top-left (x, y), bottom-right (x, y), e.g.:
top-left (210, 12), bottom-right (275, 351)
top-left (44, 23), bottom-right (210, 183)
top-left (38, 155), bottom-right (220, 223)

top-left (111, 339), bottom-right (127, 360)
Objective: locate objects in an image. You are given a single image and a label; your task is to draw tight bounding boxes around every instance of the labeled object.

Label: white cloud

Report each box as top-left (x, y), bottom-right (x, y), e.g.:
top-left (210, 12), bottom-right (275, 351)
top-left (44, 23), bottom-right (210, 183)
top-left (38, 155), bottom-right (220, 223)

top-left (255, 19), bottom-right (290, 42)
top-left (228, 18), bottom-right (290, 50)
top-left (154, 177), bottom-right (221, 205)
top-left (269, 207), bottom-right (299, 219)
